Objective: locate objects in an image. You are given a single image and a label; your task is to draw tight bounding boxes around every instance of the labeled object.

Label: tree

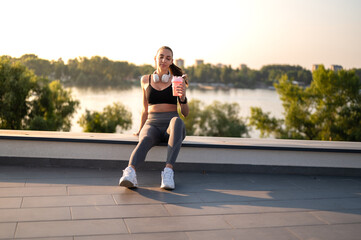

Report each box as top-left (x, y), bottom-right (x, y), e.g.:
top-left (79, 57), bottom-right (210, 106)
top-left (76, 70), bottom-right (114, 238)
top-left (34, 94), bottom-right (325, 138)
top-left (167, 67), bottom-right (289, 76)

top-left (28, 80), bottom-right (80, 131)
top-left (19, 54), bottom-right (53, 77)
top-left (249, 66), bottom-right (361, 141)
top-left (180, 99), bottom-right (249, 137)
top-left (178, 99), bottom-right (202, 136)
top-left (199, 101), bottom-right (248, 137)
top-left (78, 102), bottom-right (132, 133)
top-left (0, 57), bottom-right (79, 131)
top-left (0, 58), bottom-right (36, 129)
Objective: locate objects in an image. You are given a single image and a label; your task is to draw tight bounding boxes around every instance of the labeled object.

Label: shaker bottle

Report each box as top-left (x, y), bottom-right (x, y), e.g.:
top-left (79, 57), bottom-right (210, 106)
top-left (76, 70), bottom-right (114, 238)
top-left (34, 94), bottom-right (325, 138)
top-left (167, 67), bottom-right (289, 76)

top-left (172, 76), bottom-right (183, 96)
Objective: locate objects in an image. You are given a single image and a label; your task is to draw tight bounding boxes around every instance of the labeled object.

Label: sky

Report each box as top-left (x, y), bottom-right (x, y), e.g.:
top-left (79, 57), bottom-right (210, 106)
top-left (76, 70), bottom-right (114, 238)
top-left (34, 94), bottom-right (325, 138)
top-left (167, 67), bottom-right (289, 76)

top-left (1, 0), bottom-right (361, 70)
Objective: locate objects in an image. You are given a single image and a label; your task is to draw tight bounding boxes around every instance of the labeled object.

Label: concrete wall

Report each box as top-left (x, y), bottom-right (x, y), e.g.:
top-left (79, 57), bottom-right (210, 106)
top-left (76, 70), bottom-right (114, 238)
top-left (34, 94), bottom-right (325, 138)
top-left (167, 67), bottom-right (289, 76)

top-left (1, 130), bottom-right (361, 176)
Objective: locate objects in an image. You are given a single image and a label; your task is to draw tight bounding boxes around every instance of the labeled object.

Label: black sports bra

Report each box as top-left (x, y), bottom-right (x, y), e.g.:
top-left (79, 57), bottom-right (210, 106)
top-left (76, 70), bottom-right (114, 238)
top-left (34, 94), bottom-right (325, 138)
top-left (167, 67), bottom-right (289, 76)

top-left (146, 75), bottom-right (177, 105)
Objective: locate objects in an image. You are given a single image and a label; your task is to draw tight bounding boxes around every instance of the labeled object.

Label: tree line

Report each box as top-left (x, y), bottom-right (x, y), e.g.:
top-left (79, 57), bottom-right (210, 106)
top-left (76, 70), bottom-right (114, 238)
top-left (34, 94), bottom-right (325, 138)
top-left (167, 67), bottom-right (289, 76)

top-left (1, 54), bottom-right (326, 88)
top-left (1, 56), bottom-right (360, 141)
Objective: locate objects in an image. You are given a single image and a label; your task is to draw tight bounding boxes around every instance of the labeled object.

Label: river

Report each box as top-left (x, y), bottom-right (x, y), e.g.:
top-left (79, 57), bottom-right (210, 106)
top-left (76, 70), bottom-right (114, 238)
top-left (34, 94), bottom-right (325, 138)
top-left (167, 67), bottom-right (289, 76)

top-left (68, 86), bottom-right (284, 138)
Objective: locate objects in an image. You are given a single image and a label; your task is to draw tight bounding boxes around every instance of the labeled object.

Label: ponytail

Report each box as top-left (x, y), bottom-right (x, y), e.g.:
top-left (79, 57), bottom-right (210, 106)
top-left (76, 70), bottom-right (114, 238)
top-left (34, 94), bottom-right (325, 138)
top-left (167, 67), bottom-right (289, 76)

top-left (170, 63), bottom-right (189, 87)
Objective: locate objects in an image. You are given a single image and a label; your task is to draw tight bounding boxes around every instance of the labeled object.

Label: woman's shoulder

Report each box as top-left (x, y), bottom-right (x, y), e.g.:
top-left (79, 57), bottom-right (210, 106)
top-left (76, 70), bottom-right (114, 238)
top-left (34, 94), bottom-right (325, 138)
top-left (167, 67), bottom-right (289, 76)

top-left (141, 74), bottom-right (151, 82)
top-left (140, 74), bottom-right (151, 88)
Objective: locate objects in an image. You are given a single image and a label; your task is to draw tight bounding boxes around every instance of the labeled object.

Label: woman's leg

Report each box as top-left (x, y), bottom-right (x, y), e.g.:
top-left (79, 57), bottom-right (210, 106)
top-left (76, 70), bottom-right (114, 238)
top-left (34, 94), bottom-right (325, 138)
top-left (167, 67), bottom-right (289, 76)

top-left (164, 117), bottom-right (186, 167)
top-left (129, 124), bottom-right (161, 168)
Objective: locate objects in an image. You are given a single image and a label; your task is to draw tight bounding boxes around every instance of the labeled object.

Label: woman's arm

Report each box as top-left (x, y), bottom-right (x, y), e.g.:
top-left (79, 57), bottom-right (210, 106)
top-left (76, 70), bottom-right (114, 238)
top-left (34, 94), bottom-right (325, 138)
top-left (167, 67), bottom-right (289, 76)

top-left (134, 76), bottom-right (149, 136)
top-left (177, 79), bottom-right (189, 117)
top-left (179, 98), bottom-right (189, 117)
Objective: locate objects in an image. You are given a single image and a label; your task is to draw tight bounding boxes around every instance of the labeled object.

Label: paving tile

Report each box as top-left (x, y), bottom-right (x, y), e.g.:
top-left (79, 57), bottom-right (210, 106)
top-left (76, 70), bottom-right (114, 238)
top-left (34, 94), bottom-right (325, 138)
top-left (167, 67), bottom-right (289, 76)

top-left (246, 173), bottom-right (306, 183)
top-left (288, 177), bottom-right (361, 191)
top-left (164, 197), bottom-right (361, 217)
top-left (25, 177), bottom-right (118, 187)
top-left (16, 237), bottom-right (73, 240)
top-left (72, 204), bottom-right (169, 220)
top-left (173, 179), bottom-right (300, 193)
top-left (0, 207), bottom-right (71, 222)
top-left (0, 223), bottom-right (16, 239)
top-left (244, 176), bottom-right (304, 191)
top-left (197, 188), bottom-right (361, 203)
top-left (113, 188), bottom-right (202, 205)
top-left (311, 209), bottom-right (361, 224)
top-left (164, 202), bottom-right (260, 216)
top-left (75, 234), bottom-right (132, 240)
top-left (125, 215), bottom-right (231, 233)
top-left (132, 232), bottom-right (189, 240)
top-left (22, 194), bottom-right (116, 208)
top-left (269, 189), bottom-right (361, 200)
top-left (68, 186), bottom-right (130, 195)
top-left (175, 172), bottom-right (250, 186)
top-left (250, 197), bottom-right (361, 213)
top-left (186, 228), bottom-right (299, 240)
top-left (0, 186), bottom-right (67, 197)
top-left (0, 167), bottom-right (69, 179)
top-left (75, 232), bottom-right (189, 240)
top-left (196, 190), bottom-right (275, 203)
top-left (287, 223), bottom-right (361, 240)
top-left (15, 219), bottom-right (128, 238)
top-left (0, 197), bottom-right (22, 208)
top-left (0, 179), bottom-right (26, 187)
top-left (223, 212), bottom-right (325, 229)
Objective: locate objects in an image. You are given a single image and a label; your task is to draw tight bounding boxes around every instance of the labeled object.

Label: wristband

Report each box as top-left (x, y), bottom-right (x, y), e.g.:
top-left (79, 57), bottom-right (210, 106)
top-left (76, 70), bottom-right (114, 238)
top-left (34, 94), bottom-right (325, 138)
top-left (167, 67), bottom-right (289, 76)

top-left (178, 97), bottom-right (187, 104)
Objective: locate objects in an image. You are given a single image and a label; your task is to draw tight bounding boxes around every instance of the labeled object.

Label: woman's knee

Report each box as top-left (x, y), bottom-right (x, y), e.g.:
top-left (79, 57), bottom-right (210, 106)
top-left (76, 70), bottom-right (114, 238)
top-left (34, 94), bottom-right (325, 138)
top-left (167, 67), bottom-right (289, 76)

top-left (170, 117), bottom-right (185, 129)
top-left (169, 117), bottom-right (186, 139)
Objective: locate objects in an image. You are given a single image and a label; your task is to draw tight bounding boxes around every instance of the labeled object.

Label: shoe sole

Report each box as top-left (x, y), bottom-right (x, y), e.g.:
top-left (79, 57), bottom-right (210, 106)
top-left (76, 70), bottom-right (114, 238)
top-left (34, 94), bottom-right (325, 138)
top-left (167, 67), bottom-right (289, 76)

top-left (119, 179), bottom-right (137, 188)
top-left (161, 185), bottom-right (175, 190)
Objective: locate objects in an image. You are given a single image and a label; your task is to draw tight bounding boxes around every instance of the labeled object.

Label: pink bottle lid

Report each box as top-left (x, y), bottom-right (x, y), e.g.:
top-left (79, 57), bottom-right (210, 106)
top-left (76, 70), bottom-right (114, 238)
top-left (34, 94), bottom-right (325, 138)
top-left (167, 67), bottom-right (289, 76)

top-left (172, 76), bottom-right (183, 83)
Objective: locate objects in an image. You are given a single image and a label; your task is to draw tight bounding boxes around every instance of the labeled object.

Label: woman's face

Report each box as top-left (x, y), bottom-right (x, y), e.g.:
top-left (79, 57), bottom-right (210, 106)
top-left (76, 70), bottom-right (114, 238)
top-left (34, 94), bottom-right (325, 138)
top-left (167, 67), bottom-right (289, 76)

top-left (155, 48), bottom-right (173, 70)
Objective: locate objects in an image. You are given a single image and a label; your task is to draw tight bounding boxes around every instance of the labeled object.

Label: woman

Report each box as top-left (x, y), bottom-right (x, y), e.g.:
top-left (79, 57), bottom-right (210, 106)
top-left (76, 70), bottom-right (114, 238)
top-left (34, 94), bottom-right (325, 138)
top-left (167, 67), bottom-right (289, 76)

top-left (119, 46), bottom-right (189, 190)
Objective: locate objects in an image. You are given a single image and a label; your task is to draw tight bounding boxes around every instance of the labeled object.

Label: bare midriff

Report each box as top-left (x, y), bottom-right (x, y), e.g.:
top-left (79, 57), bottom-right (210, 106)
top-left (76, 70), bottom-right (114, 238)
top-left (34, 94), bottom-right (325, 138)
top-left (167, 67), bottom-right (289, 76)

top-left (148, 104), bottom-right (177, 113)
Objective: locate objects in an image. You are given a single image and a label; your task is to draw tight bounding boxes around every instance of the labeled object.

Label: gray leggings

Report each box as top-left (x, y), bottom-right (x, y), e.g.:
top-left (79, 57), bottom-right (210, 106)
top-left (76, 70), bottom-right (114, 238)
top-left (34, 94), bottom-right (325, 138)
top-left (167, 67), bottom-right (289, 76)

top-left (129, 111), bottom-right (186, 168)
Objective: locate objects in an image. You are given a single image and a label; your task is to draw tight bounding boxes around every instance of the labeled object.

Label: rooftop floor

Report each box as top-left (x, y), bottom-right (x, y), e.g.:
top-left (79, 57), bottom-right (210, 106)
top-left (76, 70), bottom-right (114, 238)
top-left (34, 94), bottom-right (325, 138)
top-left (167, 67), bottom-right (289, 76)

top-left (0, 166), bottom-right (360, 239)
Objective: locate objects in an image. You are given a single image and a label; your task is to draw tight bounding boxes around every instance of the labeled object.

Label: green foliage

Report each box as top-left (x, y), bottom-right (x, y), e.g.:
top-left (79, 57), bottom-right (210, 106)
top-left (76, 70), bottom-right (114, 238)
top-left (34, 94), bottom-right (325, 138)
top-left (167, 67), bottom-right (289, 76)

top-left (28, 80), bottom-right (80, 131)
top-left (249, 107), bottom-right (285, 138)
top-left (180, 99), bottom-right (248, 137)
top-left (78, 102), bottom-right (132, 133)
top-left (179, 99), bottom-right (202, 136)
top-left (249, 66), bottom-right (361, 141)
top-left (0, 57), bottom-right (79, 131)
top-left (260, 64), bottom-right (312, 85)
top-left (18, 54), bottom-right (53, 77)
top-left (0, 58), bottom-right (36, 129)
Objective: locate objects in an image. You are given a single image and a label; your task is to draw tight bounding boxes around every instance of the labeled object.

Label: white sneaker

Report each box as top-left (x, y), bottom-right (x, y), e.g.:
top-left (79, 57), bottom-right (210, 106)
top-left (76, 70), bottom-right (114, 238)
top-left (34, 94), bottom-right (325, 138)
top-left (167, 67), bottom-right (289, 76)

top-left (161, 167), bottom-right (175, 190)
top-left (119, 166), bottom-right (138, 188)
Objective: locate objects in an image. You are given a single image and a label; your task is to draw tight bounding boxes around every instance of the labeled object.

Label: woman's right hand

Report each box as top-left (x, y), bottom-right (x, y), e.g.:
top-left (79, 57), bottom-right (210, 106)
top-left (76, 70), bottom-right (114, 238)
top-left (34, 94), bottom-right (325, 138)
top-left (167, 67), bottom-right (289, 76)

top-left (133, 132), bottom-right (140, 137)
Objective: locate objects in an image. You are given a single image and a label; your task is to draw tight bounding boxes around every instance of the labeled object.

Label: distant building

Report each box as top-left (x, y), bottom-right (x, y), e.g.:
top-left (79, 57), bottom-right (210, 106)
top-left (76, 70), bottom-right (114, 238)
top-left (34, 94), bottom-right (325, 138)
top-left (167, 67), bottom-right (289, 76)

top-left (175, 58), bottom-right (184, 68)
top-left (195, 59), bottom-right (204, 66)
top-left (216, 63), bottom-right (223, 68)
top-left (312, 64), bottom-right (343, 72)
top-left (312, 64), bottom-right (321, 72)
top-left (331, 65), bottom-right (343, 72)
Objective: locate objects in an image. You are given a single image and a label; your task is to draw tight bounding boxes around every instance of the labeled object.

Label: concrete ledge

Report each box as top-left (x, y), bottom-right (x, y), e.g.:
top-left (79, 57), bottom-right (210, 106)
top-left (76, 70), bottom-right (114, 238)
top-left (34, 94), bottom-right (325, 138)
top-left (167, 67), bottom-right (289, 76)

top-left (1, 130), bottom-right (361, 176)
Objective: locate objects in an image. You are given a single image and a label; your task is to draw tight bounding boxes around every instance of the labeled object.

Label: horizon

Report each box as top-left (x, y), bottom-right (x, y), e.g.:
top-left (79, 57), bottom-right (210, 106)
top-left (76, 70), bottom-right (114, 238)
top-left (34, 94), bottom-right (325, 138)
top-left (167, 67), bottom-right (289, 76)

top-left (3, 53), bottom-right (357, 71)
top-left (1, 0), bottom-right (361, 71)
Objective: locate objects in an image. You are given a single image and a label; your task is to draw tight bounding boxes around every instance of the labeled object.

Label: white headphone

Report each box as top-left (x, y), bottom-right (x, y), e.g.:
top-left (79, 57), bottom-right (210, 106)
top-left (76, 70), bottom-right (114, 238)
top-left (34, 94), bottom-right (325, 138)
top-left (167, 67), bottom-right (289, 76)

top-left (153, 71), bottom-right (171, 83)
